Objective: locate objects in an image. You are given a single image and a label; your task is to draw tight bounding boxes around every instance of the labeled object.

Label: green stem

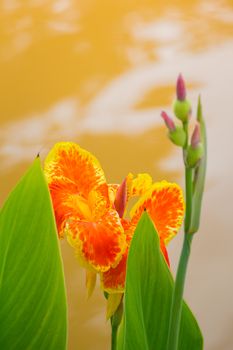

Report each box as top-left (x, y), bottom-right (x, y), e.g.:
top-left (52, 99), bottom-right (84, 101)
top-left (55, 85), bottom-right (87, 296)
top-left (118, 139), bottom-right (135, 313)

top-left (110, 298), bottom-right (123, 350)
top-left (167, 121), bottom-right (194, 350)
top-left (167, 233), bottom-right (193, 350)
top-left (111, 323), bottom-right (118, 350)
top-left (185, 167), bottom-right (193, 233)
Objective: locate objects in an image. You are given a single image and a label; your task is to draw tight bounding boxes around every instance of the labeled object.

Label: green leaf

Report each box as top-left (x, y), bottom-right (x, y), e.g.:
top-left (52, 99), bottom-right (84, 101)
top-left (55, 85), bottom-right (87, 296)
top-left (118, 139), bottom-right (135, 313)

top-left (190, 95), bottom-right (207, 233)
top-left (0, 157), bottom-right (67, 349)
top-left (117, 212), bottom-right (203, 350)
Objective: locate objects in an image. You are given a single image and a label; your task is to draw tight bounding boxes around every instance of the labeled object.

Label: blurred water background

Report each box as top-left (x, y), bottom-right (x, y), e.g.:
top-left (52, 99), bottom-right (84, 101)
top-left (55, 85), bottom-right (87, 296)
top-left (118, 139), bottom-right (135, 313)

top-left (0, 0), bottom-right (233, 349)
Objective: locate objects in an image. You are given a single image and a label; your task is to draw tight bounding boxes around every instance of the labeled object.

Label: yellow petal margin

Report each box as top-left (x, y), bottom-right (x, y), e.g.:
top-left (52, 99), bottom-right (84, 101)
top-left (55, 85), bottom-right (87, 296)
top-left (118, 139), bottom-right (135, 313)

top-left (127, 173), bottom-right (152, 197)
top-left (130, 181), bottom-right (185, 244)
top-left (44, 142), bottom-right (107, 190)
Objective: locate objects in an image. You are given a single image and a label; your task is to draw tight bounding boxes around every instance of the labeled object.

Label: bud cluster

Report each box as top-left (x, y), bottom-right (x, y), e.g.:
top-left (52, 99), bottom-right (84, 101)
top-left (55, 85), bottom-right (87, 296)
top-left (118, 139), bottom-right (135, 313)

top-left (161, 74), bottom-right (204, 168)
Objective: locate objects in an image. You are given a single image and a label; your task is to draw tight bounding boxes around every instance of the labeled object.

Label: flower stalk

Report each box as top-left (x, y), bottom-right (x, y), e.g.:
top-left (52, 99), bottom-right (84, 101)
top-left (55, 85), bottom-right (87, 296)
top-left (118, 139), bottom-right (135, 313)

top-left (111, 322), bottom-right (118, 350)
top-left (167, 118), bottom-right (194, 350)
top-left (110, 298), bottom-right (123, 350)
top-left (166, 233), bottom-right (193, 350)
top-left (164, 76), bottom-right (207, 350)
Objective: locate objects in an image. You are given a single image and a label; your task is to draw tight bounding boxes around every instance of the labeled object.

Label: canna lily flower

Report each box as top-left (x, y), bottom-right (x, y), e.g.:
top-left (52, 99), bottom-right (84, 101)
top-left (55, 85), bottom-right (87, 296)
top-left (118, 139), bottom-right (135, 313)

top-left (44, 142), bottom-right (184, 316)
top-left (44, 142), bottom-right (126, 276)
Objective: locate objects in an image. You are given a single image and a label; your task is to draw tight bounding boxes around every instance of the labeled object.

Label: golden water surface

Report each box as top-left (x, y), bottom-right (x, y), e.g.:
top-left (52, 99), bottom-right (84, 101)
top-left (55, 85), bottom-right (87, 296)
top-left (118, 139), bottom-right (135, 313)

top-left (1, 1), bottom-right (233, 349)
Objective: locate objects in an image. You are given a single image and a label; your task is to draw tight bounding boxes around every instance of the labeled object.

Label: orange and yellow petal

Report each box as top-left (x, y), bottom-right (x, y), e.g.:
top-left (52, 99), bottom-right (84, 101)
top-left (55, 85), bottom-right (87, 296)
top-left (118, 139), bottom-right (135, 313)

top-left (44, 142), bottom-right (110, 216)
top-left (131, 173), bottom-right (153, 196)
top-left (125, 172), bottom-right (153, 212)
top-left (44, 142), bottom-right (106, 189)
top-left (66, 209), bottom-right (126, 272)
top-left (101, 219), bottom-right (135, 293)
top-left (44, 142), bottom-right (110, 235)
top-left (47, 178), bottom-right (91, 237)
top-left (121, 218), bottom-right (135, 244)
top-left (101, 248), bottom-right (128, 293)
top-left (130, 181), bottom-right (184, 244)
top-left (108, 184), bottom-right (119, 205)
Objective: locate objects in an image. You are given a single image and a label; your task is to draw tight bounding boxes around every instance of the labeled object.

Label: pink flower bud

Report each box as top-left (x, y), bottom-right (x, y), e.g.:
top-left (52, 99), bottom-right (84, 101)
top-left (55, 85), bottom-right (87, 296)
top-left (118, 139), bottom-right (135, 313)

top-left (176, 74), bottom-right (186, 101)
top-left (114, 178), bottom-right (127, 218)
top-left (191, 123), bottom-right (201, 148)
top-left (161, 111), bottom-right (176, 132)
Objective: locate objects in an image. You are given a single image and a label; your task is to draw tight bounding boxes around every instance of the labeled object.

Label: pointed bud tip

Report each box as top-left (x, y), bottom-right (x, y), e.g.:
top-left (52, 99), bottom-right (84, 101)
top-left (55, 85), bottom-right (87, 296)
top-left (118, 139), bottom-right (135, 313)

top-left (176, 73), bottom-right (186, 101)
top-left (114, 178), bottom-right (127, 218)
top-left (161, 111), bottom-right (176, 131)
top-left (187, 142), bottom-right (204, 167)
top-left (197, 94), bottom-right (203, 122)
top-left (191, 123), bottom-right (201, 148)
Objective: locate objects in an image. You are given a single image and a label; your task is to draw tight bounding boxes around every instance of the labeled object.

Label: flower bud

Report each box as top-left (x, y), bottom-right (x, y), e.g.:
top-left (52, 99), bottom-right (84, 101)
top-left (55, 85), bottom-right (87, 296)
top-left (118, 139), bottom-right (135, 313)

top-left (169, 126), bottom-right (186, 147)
top-left (191, 123), bottom-right (201, 148)
top-left (186, 144), bottom-right (204, 168)
top-left (173, 99), bottom-right (192, 123)
top-left (161, 111), bottom-right (186, 147)
top-left (186, 123), bottom-right (204, 167)
top-left (176, 74), bottom-right (186, 101)
top-left (114, 178), bottom-right (127, 218)
top-left (161, 111), bottom-right (175, 131)
top-left (173, 74), bottom-right (191, 122)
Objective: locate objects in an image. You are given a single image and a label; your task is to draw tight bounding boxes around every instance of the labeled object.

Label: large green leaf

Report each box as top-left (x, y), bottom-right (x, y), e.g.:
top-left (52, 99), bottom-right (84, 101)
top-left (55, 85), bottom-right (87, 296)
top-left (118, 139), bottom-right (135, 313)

top-left (118, 212), bottom-right (203, 350)
top-left (0, 157), bottom-right (67, 349)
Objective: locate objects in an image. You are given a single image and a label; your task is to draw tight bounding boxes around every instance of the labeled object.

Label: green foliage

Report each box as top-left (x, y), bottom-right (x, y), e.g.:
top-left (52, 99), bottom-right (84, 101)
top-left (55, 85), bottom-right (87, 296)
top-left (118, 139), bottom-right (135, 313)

top-left (117, 212), bottom-right (203, 350)
top-left (0, 158), bottom-right (67, 349)
top-left (190, 96), bottom-right (207, 233)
